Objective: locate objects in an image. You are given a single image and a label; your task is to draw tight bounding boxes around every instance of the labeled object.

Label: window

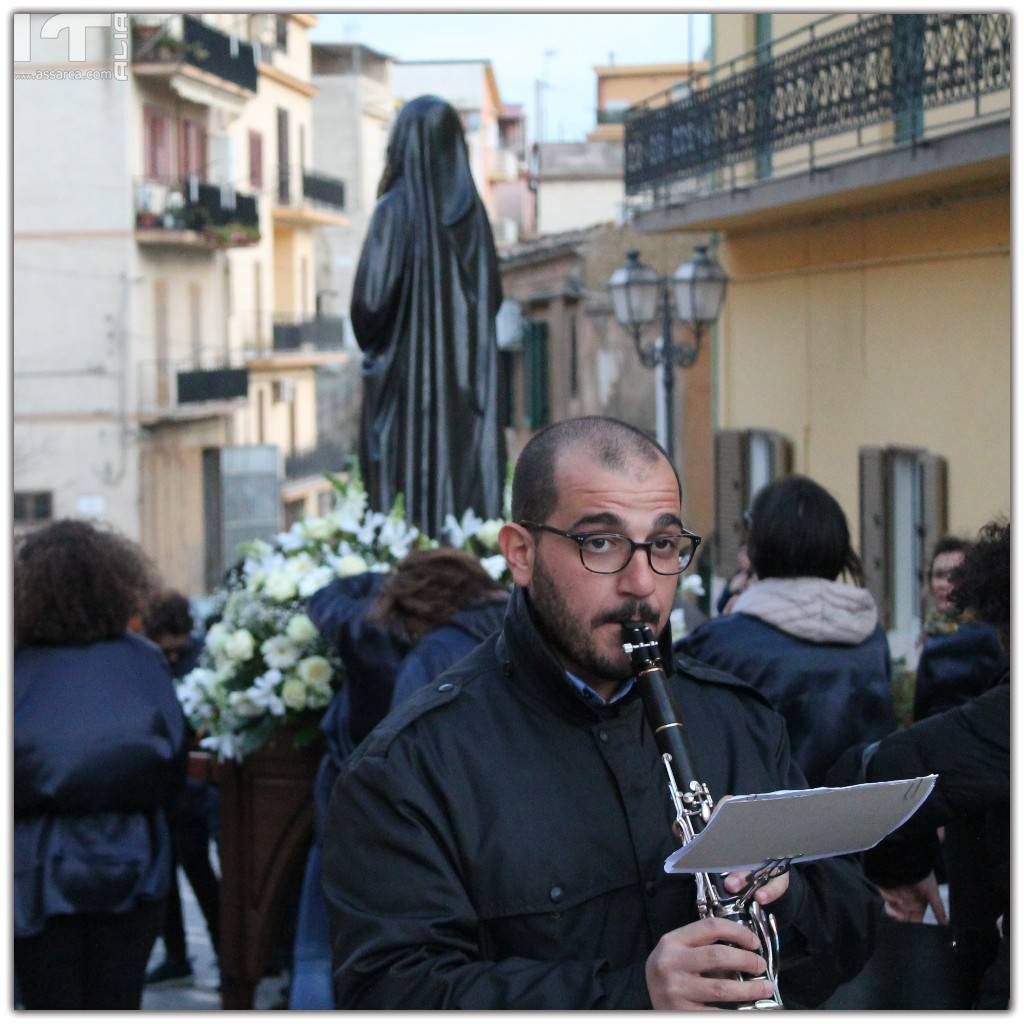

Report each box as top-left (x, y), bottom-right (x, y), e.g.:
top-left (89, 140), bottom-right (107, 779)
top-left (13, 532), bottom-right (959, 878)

top-left (568, 312), bottom-right (579, 399)
top-left (859, 446), bottom-right (947, 635)
top-left (189, 281), bottom-right (202, 364)
top-left (178, 118), bottom-right (207, 179)
top-left (143, 104), bottom-right (172, 181)
top-left (14, 491), bottom-right (53, 525)
top-left (523, 320), bottom-right (549, 429)
top-left (275, 14), bottom-right (288, 51)
top-left (153, 278), bottom-right (169, 405)
top-left (248, 130), bottom-right (263, 190)
top-left (893, 15), bottom-right (925, 143)
top-left (713, 428), bottom-right (793, 576)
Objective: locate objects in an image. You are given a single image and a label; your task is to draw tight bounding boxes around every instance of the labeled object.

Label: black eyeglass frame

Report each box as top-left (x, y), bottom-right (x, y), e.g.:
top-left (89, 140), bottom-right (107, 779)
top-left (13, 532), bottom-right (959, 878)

top-left (518, 520), bottom-right (703, 576)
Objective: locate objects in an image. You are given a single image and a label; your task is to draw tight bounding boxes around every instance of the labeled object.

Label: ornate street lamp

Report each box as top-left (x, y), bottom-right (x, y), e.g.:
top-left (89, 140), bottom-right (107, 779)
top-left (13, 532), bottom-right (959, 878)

top-left (607, 245), bottom-right (728, 464)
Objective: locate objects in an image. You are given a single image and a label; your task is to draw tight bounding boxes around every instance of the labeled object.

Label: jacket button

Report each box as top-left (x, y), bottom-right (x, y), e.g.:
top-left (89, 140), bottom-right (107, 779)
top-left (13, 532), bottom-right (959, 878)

top-left (549, 885), bottom-right (563, 902)
top-left (645, 881), bottom-right (656, 897)
top-left (437, 682), bottom-right (454, 692)
top-left (598, 730), bottom-right (609, 742)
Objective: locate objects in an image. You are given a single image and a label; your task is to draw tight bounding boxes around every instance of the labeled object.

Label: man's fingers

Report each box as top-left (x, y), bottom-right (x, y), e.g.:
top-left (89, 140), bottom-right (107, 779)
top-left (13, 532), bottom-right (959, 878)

top-left (928, 889), bottom-right (949, 926)
top-left (688, 942), bottom-right (768, 979)
top-left (686, 916), bottom-right (762, 950)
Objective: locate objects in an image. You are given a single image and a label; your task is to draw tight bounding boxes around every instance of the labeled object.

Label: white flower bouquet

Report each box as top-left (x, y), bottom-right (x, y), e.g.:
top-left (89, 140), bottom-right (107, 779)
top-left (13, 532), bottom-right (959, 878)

top-left (178, 470), bottom-right (510, 760)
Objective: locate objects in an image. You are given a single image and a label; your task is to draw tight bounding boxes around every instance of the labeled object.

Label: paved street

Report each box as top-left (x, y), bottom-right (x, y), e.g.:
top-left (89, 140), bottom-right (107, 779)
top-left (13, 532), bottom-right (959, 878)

top-left (142, 853), bottom-right (288, 1011)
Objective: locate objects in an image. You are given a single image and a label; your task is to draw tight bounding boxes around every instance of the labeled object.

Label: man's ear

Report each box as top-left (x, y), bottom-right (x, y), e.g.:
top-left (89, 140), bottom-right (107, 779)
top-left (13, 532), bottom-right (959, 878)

top-left (499, 523), bottom-right (534, 588)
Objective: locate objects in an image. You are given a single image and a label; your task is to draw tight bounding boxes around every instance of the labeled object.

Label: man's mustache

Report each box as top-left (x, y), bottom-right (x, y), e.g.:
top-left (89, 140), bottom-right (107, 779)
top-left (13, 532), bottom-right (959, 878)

top-left (593, 602), bottom-right (659, 629)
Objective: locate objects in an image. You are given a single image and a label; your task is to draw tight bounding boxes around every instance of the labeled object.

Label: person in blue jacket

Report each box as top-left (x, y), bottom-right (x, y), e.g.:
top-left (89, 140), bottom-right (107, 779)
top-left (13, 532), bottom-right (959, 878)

top-left (678, 474), bottom-right (895, 787)
top-left (14, 519), bottom-right (187, 1009)
top-left (290, 547), bottom-right (507, 1009)
top-left (912, 536), bottom-right (1006, 722)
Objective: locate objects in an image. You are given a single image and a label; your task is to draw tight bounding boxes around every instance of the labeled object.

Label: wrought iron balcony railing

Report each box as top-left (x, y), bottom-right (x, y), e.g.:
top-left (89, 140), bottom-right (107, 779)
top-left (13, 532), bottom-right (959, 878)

top-left (132, 14), bottom-right (258, 93)
top-left (272, 314), bottom-right (346, 352)
top-left (135, 177), bottom-right (260, 247)
top-left (275, 165), bottom-right (347, 212)
top-left (624, 12), bottom-right (1011, 197)
top-left (137, 350), bottom-right (250, 414)
top-left (284, 439), bottom-right (351, 480)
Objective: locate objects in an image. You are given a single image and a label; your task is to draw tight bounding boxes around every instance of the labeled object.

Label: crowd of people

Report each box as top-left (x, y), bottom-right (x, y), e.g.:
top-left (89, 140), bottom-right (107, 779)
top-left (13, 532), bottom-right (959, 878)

top-left (13, 414), bottom-right (1010, 1011)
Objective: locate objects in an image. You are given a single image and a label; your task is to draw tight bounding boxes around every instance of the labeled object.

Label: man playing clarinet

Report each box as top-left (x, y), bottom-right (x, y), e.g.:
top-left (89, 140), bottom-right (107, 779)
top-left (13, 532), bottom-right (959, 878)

top-left (322, 416), bottom-right (879, 1009)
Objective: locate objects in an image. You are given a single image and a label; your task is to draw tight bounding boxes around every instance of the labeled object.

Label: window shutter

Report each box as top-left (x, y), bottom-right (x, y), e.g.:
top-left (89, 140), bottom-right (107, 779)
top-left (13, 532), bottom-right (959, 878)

top-left (498, 350), bottom-right (516, 429)
top-left (249, 130), bottom-right (263, 190)
top-left (524, 320), bottom-right (549, 429)
top-left (714, 429), bottom-right (749, 575)
top-left (768, 430), bottom-right (793, 478)
top-left (918, 452), bottom-right (948, 588)
top-left (859, 446), bottom-right (890, 627)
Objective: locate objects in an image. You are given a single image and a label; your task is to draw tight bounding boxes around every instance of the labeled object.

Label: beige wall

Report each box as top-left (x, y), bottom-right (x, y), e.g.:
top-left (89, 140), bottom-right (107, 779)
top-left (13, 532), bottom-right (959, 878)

top-left (536, 179), bottom-right (624, 235)
top-left (715, 186), bottom-right (1011, 545)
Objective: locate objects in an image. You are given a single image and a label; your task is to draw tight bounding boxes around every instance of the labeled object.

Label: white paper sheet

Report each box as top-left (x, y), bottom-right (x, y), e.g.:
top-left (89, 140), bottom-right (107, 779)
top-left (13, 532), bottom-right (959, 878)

top-left (664, 775), bottom-right (937, 874)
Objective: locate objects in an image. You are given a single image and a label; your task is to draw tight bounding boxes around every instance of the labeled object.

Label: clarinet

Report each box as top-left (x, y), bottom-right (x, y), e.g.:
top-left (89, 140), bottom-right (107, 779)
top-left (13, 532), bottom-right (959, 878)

top-left (623, 622), bottom-right (784, 1010)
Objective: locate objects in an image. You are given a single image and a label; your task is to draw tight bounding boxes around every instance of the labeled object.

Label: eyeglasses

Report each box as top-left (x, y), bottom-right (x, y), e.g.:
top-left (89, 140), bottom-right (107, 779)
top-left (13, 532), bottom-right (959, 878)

top-left (519, 521), bottom-right (702, 575)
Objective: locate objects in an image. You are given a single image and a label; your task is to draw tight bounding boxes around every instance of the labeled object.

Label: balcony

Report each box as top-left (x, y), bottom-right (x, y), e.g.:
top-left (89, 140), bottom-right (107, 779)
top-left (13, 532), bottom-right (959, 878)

top-left (284, 438), bottom-right (351, 481)
top-left (273, 165), bottom-right (348, 229)
top-left (272, 315), bottom-right (346, 352)
top-left (135, 177), bottom-right (260, 250)
top-left (137, 351), bottom-right (250, 421)
top-left (132, 15), bottom-right (257, 112)
top-left (624, 13), bottom-right (1011, 225)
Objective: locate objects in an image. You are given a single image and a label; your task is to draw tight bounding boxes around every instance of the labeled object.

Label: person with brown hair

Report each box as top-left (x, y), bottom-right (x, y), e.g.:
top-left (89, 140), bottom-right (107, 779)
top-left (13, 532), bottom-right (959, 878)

top-left (14, 519), bottom-right (187, 1009)
top-left (289, 547), bottom-right (507, 1010)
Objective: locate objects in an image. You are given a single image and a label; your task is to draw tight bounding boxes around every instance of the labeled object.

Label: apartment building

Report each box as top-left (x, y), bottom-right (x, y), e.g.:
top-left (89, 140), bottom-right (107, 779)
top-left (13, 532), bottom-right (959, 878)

top-left (625, 12), bottom-right (1011, 649)
top-left (14, 12), bottom-right (352, 594)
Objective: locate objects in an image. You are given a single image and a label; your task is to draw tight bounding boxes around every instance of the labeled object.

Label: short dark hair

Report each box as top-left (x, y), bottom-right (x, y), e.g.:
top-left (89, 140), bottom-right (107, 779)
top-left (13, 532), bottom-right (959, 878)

top-left (951, 519), bottom-right (1010, 649)
top-left (368, 547), bottom-right (505, 646)
top-left (929, 535), bottom-right (969, 575)
top-left (511, 416), bottom-right (680, 524)
top-left (144, 590), bottom-right (193, 639)
top-left (14, 519), bottom-right (158, 647)
top-left (746, 474), bottom-right (863, 584)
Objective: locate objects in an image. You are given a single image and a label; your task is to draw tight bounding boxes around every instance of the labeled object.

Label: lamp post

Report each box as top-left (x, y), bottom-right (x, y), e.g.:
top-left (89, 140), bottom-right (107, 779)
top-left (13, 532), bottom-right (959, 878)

top-left (607, 245), bottom-right (728, 464)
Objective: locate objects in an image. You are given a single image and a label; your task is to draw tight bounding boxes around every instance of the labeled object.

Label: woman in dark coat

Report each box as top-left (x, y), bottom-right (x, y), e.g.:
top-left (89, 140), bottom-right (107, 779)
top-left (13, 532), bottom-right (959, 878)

top-left (828, 519), bottom-right (1010, 1009)
top-left (14, 520), bottom-right (187, 1009)
top-left (350, 94), bottom-right (506, 537)
top-left (678, 475), bottom-right (895, 787)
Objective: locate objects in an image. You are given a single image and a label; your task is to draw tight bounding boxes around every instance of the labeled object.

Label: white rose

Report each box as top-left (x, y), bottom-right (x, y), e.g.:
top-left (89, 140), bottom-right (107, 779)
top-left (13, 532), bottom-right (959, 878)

top-left (224, 629), bottom-right (255, 662)
top-left (298, 565), bottom-right (335, 598)
top-left (304, 679), bottom-right (333, 710)
top-left (204, 622), bottom-right (229, 657)
top-left (336, 554), bottom-right (368, 578)
top-left (297, 655), bottom-right (332, 688)
top-left (228, 689), bottom-right (262, 717)
top-left (286, 613), bottom-right (319, 645)
top-left (281, 677), bottom-right (307, 710)
top-left (303, 516), bottom-right (334, 542)
top-left (264, 569), bottom-right (298, 603)
top-left (480, 554), bottom-right (508, 582)
top-left (476, 519), bottom-right (504, 549)
top-left (261, 635), bottom-right (301, 670)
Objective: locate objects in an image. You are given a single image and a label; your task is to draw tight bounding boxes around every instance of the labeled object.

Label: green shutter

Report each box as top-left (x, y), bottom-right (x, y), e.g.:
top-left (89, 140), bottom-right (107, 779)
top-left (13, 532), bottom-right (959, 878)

top-left (524, 320), bottom-right (549, 429)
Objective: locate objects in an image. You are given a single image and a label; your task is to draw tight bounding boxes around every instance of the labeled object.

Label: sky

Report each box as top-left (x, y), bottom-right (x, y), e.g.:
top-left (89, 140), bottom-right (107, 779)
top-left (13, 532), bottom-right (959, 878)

top-left (310, 12), bottom-right (711, 143)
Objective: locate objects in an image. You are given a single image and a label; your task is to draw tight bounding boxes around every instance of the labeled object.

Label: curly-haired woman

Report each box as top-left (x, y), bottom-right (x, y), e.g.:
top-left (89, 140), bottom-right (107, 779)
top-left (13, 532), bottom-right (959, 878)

top-left (14, 519), bottom-right (187, 1009)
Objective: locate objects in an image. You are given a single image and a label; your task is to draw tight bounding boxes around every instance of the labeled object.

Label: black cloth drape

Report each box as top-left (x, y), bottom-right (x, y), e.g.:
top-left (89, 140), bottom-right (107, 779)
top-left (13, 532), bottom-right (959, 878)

top-left (351, 95), bottom-right (506, 537)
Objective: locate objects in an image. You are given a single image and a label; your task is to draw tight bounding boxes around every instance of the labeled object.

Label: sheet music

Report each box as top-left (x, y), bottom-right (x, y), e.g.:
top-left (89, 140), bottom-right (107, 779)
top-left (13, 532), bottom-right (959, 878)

top-left (665, 775), bottom-right (937, 874)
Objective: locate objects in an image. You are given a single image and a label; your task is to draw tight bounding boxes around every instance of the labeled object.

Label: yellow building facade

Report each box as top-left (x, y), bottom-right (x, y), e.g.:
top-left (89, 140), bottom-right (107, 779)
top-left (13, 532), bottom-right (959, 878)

top-left (628, 12), bottom-right (1010, 636)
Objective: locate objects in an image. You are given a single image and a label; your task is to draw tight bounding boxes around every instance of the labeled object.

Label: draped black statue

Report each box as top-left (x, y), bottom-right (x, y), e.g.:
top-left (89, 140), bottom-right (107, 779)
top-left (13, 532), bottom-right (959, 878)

top-left (350, 95), bottom-right (506, 538)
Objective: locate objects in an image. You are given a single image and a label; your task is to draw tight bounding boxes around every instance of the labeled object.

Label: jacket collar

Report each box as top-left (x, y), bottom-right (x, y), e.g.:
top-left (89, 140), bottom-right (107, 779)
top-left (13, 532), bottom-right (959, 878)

top-left (496, 584), bottom-right (674, 724)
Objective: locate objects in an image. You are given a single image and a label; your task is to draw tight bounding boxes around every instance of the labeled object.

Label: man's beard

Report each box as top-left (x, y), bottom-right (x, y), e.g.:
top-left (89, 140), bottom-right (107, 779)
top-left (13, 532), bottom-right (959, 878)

top-left (529, 556), bottom-right (659, 684)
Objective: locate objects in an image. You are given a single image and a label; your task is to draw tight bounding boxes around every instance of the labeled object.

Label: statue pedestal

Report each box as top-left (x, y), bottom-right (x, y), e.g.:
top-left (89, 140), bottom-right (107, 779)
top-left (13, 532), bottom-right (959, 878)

top-left (190, 730), bottom-right (321, 1009)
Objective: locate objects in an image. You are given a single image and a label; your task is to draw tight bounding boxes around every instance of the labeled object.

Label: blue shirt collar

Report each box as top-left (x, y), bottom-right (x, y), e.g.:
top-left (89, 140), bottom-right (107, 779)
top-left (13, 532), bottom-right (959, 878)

top-left (564, 670), bottom-right (635, 708)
